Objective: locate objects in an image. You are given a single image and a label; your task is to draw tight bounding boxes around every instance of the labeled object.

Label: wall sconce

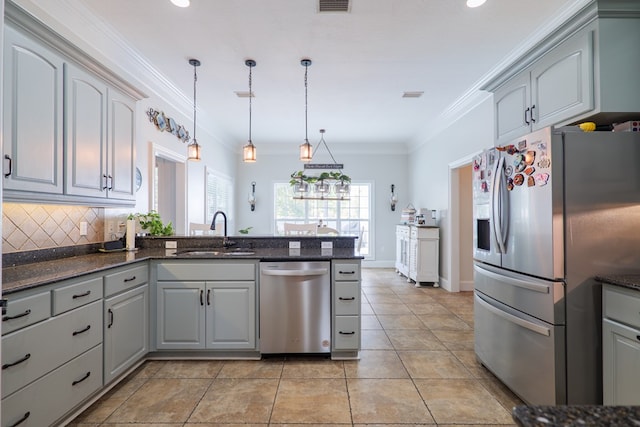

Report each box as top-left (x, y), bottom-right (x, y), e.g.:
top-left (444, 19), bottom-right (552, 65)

top-left (390, 184), bottom-right (398, 211)
top-left (248, 181), bottom-right (256, 211)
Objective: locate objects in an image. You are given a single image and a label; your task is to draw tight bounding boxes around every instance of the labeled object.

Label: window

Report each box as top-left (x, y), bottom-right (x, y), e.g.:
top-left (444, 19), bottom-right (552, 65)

top-left (273, 182), bottom-right (372, 256)
top-left (206, 167), bottom-right (233, 225)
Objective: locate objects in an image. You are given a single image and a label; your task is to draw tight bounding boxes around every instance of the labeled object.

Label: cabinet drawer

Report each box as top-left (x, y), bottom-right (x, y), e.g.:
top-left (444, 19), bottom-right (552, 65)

top-left (333, 262), bottom-right (360, 281)
top-left (334, 282), bottom-right (360, 316)
top-left (2, 345), bottom-right (102, 427)
top-left (157, 261), bottom-right (256, 281)
top-left (104, 264), bottom-right (148, 297)
top-left (333, 316), bottom-right (360, 350)
top-left (53, 276), bottom-right (103, 315)
top-left (2, 291), bottom-right (51, 335)
top-left (2, 300), bottom-right (102, 398)
top-left (604, 284), bottom-right (640, 330)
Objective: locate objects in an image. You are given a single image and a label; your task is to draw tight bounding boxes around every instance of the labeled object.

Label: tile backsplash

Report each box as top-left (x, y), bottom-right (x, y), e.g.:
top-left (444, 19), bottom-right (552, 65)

top-left (2, 203), bottom-right (105, 253)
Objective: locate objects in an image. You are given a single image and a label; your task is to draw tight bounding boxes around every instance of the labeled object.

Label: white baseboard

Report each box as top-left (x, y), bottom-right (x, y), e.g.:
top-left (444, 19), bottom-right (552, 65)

top-left (460, 280), bottom-right (475, 292)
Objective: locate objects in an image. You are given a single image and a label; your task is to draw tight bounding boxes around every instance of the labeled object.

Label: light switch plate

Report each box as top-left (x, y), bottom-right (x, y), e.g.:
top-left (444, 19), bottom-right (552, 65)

top-left (321, 241), bottom-right (333, 249)
top-left (165, 241), bottom-right (177, 249)
top-left (289, 241), bottom-right (301, 249)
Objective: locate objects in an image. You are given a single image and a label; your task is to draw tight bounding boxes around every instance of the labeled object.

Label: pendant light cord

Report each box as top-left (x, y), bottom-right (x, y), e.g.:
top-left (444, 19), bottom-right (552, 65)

top-left (304, 62), bottom-right (308, 142)
top-left (192, 62), bottom-right (197, 142)
top-left (249, 63), bottom-right (253, 142)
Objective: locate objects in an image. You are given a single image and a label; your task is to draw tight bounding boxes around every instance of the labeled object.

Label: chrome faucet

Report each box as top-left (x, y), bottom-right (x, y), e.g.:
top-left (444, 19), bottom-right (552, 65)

top-left (210, 210), bottom-right (235, 248)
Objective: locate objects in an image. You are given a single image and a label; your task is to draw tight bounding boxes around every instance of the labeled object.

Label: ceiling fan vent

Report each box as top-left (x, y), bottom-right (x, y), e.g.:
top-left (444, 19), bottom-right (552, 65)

top-left (402, 91), bottom-right (424, 98)
top-left (319, 0), bottom-right (350, 13)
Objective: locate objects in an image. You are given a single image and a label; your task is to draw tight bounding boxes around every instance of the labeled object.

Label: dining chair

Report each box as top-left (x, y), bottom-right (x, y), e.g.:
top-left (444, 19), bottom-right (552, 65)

top-left (189, 222), bottom-right (214, 236)
top-left (283, 223), bottom-right (317, 236)
top-left (316, 226), bottom-right (339, 235)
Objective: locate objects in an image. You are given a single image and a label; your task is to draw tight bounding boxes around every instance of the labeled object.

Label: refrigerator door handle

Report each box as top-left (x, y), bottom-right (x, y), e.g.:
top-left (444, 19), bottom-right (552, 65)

top-left (492, 156), bottom-right (507, 254)
top-left (475, 292), bottom-right (551, 337)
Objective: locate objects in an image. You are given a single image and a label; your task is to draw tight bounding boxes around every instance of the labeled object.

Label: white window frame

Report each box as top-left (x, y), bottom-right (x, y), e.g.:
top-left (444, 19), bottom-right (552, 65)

top-left (205, 166), bottom-right (234, 233)
top-left (273, 180), bottom-right (373, 258)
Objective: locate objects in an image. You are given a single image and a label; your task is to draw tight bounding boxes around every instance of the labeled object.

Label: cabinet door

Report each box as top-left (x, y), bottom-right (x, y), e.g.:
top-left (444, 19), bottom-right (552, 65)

top-left (104, 285), bottom-right (148, 384)
top-left (205, 281), bottom-right (256, 350)
top-left (107, 88), bottom-right (136, 200)
top-left (416, 238), bottom-right (439, 283)
top-left (3, 26), bottom-right (64, 194)
top-left (531, 28), bottom-right (594, 131)
top-left (65, 62), bottom-right (108, 198)
top-left (603, 318), bottom-right (640, 405)
top-left (156, 282), bottom-right (205, 349)
top-left (494, 71), bottom-right (531, 144)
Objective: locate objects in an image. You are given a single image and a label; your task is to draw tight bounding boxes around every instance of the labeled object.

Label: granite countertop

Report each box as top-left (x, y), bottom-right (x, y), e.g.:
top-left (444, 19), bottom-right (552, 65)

top-left (512, 405), bottom-right (640, 427)
top-left (595, 275), bottom-right (640, 292)
top-left (2, 243), bottom-right (362, 295)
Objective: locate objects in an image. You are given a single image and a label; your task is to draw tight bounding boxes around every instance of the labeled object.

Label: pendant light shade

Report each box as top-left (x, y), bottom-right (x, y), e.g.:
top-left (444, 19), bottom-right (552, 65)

top-left (243, 59), bottom-right (257, 163)
top-left (299, 59), bottom-right (313, 162)
top-left (188, 58), bottom-right (202, 161)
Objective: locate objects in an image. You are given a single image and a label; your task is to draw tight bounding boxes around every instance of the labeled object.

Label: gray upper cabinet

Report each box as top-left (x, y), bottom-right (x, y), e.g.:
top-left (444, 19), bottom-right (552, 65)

top-left (65, 63), bottom-right (108, 198)
top-left (2, 25), bottom-right (64, 194)
top-left (2, 3), bottom-right (146, 206)
top-left (65, 65), bottom-right (136, 201)
top-left (486, 0), bottom-right (640, 144)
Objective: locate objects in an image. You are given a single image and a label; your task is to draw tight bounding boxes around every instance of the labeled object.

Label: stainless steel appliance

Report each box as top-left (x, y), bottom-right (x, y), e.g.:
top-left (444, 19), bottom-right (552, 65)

top-left (259, 261), bottom-right (331, 354)
top-left (472, 126), bottom-right (640, 405)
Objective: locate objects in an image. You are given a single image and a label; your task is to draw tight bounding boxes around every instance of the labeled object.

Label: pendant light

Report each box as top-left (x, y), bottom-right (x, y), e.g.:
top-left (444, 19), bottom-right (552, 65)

top-left (299, 59), bottom-right (313, 162)
top-left (243, 59), bottom-right (257, 162)
top-left (187, 58), bottom-right (202, 161)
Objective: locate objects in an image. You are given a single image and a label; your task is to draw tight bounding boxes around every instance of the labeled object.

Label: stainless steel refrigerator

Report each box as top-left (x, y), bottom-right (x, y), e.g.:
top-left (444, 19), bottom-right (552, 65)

top-left (472, 126), bottom-right (640, 405)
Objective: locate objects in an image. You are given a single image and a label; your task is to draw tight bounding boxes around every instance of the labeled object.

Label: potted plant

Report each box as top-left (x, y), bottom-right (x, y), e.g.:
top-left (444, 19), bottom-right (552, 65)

top-left (128, 211), bottom-right (174, 236)
top-left (289, 171), bottom-right (309, 193)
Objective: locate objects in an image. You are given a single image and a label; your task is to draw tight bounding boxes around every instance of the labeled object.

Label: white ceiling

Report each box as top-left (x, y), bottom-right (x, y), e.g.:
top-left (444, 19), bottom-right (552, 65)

top-left (23, 0), bottom-right (587, 152)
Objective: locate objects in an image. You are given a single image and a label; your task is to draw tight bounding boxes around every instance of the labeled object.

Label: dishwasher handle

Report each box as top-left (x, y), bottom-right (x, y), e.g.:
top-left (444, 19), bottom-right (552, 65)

top-left (261, 268), bottom-right (329, 277)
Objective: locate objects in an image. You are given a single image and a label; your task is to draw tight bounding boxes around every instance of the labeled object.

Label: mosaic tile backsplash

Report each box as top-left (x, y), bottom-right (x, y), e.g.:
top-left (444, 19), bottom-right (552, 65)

top-left (3, 203), bottom-right (105, 253)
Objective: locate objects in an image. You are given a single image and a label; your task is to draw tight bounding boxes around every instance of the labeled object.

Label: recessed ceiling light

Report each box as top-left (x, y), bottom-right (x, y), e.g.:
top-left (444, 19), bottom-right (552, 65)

top-left (170, 0), bottom-right (190, 7)
top-left (466, 0), bottom-right (487, 7)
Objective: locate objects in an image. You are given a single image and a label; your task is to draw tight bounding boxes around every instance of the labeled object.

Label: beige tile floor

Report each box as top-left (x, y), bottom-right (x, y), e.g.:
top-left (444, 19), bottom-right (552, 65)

top-left (69, 268), bottom-right (522, 427)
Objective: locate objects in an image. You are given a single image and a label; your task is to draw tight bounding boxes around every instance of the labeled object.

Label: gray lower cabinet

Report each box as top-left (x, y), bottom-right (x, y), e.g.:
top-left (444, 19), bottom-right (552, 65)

top-left (104, 284), bottom-right (149, 384)
top-left (155, 261), bottom-right (258, 351)
top-left (603, 284), bottom-right (640, 405)
top-left (332, 260), bottom-right (361, 353)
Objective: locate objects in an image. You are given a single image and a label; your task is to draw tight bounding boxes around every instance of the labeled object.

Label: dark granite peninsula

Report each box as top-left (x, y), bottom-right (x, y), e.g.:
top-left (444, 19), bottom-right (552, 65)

top-left (512, 405), bottom-right (640, 426)
top-left (595, 275), bottom-right (640, 292)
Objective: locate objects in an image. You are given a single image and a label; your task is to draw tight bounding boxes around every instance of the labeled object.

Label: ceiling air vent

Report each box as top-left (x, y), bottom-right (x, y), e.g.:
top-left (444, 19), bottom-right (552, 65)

top-left (234, 91), bottom-right (254, 98)
top-left (402, 91), bottom-right (424, 98)
top-left (319, 0), bottom-right (350, 13)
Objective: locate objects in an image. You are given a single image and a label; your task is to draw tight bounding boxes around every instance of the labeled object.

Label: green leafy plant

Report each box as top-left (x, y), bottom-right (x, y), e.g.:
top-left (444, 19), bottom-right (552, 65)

top-left (127, 211), bottom-right (174, 236)
top-left (238, 226), bottom-right (253, 235)
top-left (289, 170), bottom-right (351, 186)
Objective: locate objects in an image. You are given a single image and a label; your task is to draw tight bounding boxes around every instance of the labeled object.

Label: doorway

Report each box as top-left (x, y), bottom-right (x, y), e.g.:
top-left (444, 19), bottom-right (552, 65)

top-left (447, 153), bottom-right (477, 292)
top-left (150, 143), bottom-right (187, 235)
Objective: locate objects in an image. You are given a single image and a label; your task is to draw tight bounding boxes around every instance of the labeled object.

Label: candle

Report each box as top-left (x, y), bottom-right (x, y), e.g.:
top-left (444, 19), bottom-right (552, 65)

top-left (126, 219), bottom-right (136, 251)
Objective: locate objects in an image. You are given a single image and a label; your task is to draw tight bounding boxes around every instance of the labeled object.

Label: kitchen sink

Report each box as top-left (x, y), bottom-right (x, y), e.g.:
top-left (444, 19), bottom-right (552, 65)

top-left (177, 250), bottom-right (255, 256)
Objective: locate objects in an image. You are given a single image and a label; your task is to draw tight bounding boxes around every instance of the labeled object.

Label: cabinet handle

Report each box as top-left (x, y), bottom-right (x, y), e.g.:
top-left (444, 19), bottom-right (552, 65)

top-left (2, 309), bottom-right (31, 322)
top-left (72, 371), bottom-right (91, 386)
top-left (524, 107), bottom-right (531, 125)
top-left (339, 270), bottom-right (355, 275)
top-left (73, 324), bottom-right (91, 336)
top-left (107, 174), bottom-right (113, 190)
top-left (72, 290), bottom-right (91, 299)
top-left (338, 297), bottom-right (356, 301)
top-left (123, 276), bottom-right (137, 282)
top-left (108, 308), bottom-right (114, 328)
top-left (531, 104), bottom-right (536, 123)
top-left (102, 174), bottom-right (108, 191)
top-left (339, 331), bottom-right (355, 335)
top-left (636, 335), bottom-right (640, 342)
top-left (207, 289), bottom-right (211, 305)
top-left (4, 154), bottom-right (12, 178)
top-left (200, 290), bottom-right (204, 306)
top-left (2, 353), bottom-right (31, 370)
top-left (8, 411), bottom-right (30, 427)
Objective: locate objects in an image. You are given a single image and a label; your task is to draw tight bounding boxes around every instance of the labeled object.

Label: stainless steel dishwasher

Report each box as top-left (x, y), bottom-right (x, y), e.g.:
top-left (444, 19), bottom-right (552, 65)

top-left (259, 261), bottom-right (331, 354)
